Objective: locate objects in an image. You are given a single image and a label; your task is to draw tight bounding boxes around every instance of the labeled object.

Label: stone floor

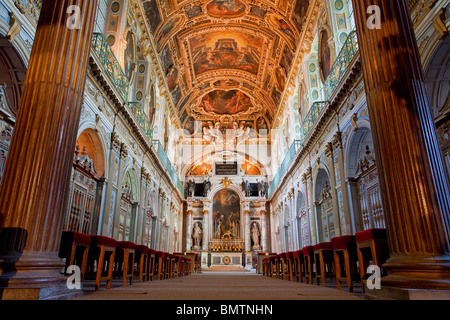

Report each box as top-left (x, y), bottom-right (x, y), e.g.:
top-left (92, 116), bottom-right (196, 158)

top-left (73, 271), bottom-right (364, 300)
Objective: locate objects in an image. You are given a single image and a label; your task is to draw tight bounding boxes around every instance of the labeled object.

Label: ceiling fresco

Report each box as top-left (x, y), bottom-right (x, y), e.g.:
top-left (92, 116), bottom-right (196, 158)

top-left (141, 0), bottom-right (316, 128)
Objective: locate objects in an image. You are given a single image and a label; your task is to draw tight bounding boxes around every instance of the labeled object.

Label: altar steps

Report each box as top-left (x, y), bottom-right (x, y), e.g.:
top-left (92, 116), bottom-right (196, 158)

top-left (202, 265), bottom-right (250, 272)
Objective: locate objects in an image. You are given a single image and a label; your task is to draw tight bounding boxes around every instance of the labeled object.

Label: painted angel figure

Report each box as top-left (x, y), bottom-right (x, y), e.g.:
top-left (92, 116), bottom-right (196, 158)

top-left (203, 122), bottom-right (214, 144)
top-left (235, 122), bottom-right (246, 145)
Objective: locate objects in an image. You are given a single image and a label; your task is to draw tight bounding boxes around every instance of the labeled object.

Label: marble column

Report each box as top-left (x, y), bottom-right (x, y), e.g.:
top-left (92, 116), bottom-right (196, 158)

top-left (352, 0), bottom-right (450, 290)
top-left (333, 131), bottom-right (353, 235)
top-left (304, 167), bottom-right (317, 245)
top-left (242, 200), bottom-right (251, 253)
top-left (101, 132), bottom-right (121, 237)
top-left (112, 144), bottom-right (128, 240)
top-left (202, 210), bottom-right (209, 252)
top-left (186, 210), bottom-right (193, 252)
top-left (325, 142), bottom-right (341, 238)
top-left (202, 199), bottom-right (211, 252)
top-left (0, 0), bottom-right (98, 299)
top-left (261, 210), bottom-right (268, 252)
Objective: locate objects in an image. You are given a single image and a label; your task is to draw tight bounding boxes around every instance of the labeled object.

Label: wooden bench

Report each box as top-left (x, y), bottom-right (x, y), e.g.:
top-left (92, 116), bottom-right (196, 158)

top-left (114, 241), bottom-right (136, 286)
top-left (331, 235), bottom-right (358, 292)
top-left (303, 246), bottom-right (315, 284)
top-left (135, 245), bottom-right (149, 282)
top-left (293, 250), bottom-right (304, 283)
top-left (87, 236), bottom-right (117, 291)
top-left (355, 228), bottom-right (389, 292)
top-left (313, 242), bottom-right (335, 287)
top-left (59, 231), bottom-right (91, 281)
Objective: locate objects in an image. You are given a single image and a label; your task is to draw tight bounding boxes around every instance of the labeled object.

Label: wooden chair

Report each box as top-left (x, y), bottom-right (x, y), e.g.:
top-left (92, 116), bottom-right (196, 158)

top-left (285, 252), bottom-right (295, 281)
top-left (135, 245), bottom-right (149, 282)
top-left (355, 228), bottom-right (389, 292)
top-left (0, 213), bottom-right (4, 232)
top-left (154, 251), bottom-right (166, 280)
top-left (293, 250), bottom-right (304, 283)
top-left (268, 256), bottom-right (275, 277)
top-left (274, 254), bottom-right (282, 279)
top-left (58, 231), bottom-right (91, 281)
top-left (303, 246), bottom-right (315, 284)
top-left (168, 254), bottom-right (176, 278)
top-left (331, 235), bottom-right (358, 292)
top-left (87, 236), bottom-right (117, 291)
top-left (114, 241), bottom-right (136, 286)
top-left (313, 242), bottom-right (335, 287)
top-left (148, 249), bottom-right (157, 281)
top-left (185, 257), bottom-right (192, 275)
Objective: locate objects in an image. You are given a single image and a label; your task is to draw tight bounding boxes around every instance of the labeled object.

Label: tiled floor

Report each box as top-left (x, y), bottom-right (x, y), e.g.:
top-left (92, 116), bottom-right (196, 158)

top-left (73, 271), bottom-right (364, 300)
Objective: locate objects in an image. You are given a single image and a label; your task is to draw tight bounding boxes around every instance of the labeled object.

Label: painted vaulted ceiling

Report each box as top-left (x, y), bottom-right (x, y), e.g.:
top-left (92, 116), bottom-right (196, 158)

top-left (140, 0), bottom-right (319, 130)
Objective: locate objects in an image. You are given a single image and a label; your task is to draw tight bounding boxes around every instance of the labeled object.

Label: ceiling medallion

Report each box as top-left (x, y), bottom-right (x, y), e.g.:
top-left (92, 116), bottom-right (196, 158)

top-left (205, 0), bottom-right (247, 19)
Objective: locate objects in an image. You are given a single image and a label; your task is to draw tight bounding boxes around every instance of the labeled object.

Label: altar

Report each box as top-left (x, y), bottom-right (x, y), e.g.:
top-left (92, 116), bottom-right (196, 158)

top-left (210, 252), bottom-right (243, 267)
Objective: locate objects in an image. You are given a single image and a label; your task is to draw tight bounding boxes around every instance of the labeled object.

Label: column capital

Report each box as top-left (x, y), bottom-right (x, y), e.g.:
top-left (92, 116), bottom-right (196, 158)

top-left (141, 167), bottom-right (148, 181)
top-left (111, 132), bottom-right (121, 152)
top-left (325, 142), bottom-right (333, 158)
top-left (332, 131), bottom-right (343, 150)
top-left (120, 143), bottom-right (128, 160)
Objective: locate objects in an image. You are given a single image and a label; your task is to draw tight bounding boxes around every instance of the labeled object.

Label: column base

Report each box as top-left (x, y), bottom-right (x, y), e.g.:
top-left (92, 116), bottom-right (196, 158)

top-left (364, 284), bottom-right (450, 300)
top-left (381, 255), bottom-right (450, 290)
top-left (0, 252), bottom-right (71, 300)
top-left (0, 282), bottom-right (85, 300)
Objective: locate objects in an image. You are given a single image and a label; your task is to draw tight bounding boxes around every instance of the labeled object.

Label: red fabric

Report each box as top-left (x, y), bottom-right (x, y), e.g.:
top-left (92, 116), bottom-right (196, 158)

top-left (303, 246), bottom-right (314, 255)
top-left (135, 245), bottom-right (149, 254)
top-left (293, 250), bottom-right (303, 259)
top-left (313, 242), bottom-right (332, 251)
top-left (149, 249), bottom-right (157, 256)
top-left (91, 235), bottom-right (117, 247)
top-left (60, 232), bottom-right (91, 247)
top-left (331, 236), bottom-right (356, 250)
top-left (285, 252), bottom-right (294, 260)
top-left (58, 232), bottom-right (91, 258)
top-left (355, 228), bottom-right (387, 243)
top-left (116, 241), bottom-right (136, 250)
top-left (153, 251), bottom-right (163, 257)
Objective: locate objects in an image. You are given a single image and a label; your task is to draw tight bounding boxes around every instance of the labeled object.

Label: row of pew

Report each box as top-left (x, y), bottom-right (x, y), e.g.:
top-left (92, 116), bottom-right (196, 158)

top-left (261, 228), bottom-right (390, 292)
top-left (58, 232), bottom-right (198, 292)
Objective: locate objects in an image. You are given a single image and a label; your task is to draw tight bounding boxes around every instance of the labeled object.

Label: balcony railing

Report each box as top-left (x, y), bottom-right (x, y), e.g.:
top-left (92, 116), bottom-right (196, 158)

top-left (91, 33), bottom-right (129, 102)
top-left (152, 140), bottom-right (185, 196)
top-left (128, 102), bottom-right (153, 141)
top-left (268, 140), bottom-right (302, 197)
top-left (268, 31), bottom-right (359, 198)
top-left (91, 33), bottom-right (184, 195)
top-left (323, 30), bottom-right (359, 101)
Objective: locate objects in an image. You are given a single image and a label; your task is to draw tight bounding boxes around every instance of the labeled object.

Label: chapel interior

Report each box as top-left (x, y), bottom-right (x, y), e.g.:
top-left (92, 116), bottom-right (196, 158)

top-left (0, 0), bottom-right (449, 301)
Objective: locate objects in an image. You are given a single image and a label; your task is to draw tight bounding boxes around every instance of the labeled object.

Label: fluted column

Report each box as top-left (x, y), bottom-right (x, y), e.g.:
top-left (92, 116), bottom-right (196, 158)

top-left (0, 0), bottom-right (98, 297)
top-left (352, 0), bottom-right (450, 289)
top-left (261, 210), bottom-right (268, 252)
top-left (202, 210), bottom-right (209, 252)
top-left (186, 210), bottom-right (193, 252)
top-left (333, 131), bottom-right (353, 235)
top-left (325, 142), bottom-right (341, 238)
top-left (304, 167), bottom-right (317, 245)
